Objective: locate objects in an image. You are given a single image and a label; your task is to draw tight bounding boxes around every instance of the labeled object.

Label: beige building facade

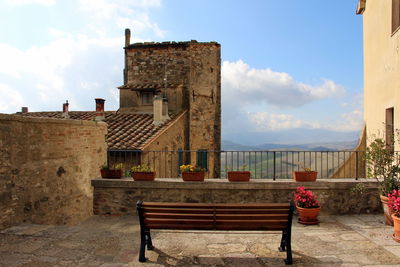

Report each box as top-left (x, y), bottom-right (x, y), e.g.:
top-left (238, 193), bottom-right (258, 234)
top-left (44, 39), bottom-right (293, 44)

top-left (358, 0), bottom-right (400, 149)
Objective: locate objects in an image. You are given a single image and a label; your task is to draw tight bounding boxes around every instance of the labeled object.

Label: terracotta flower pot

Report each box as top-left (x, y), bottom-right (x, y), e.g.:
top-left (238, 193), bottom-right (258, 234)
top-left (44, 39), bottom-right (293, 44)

top-left (227, 171), bottom-right (251, 182)
top-left (132, 172), bottom-right (156, 181)
top-left (296, 206), bottom-right (321, 225)
top-left (392, 214), bottom-right (400, 242)
top-left (182, 172), bottom-right (205, 181)
top-left (101, 169), bottom-right (122, 179)
top-left (293, 171), bottom-right (318, 182)
top-left (380, 195), bottom-right (394, 226)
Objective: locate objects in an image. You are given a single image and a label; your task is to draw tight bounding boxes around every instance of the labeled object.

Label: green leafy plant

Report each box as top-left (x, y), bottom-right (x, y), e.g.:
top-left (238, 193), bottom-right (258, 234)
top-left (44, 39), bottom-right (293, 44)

top-left (364, 137), bottom-right (400, 196)
top-left (180, 164), bottom-right (205, 172)
top-left (131, 165), bottom-right (153, 172)
top-left (101, 163), bottom-right (124, 170)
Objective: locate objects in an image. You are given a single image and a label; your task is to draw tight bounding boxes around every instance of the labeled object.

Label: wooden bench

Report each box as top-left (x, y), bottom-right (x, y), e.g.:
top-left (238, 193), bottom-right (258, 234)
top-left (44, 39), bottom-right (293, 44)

top-left (136, 201), bottom-right (295, 264)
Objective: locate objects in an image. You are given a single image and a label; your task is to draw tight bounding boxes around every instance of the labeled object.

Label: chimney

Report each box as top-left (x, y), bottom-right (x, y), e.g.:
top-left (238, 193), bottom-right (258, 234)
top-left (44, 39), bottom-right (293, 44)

top-left (95, 98), bottom-right (105, 121)
top-left (62, 100), bottom-right (69, 119)
top-left (125, 28), bottom-right (131, 47)
top-left (21, 107), bottom-right (28, 113)
top-left (153, 95), bottom-right (170, 125)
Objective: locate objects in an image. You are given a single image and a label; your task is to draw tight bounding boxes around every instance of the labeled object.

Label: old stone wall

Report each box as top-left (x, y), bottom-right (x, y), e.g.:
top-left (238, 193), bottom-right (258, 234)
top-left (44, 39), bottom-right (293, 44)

top-left (141, 112), bottom-right (187, 178)
top-left (92, 179), bottom-right (381, 215)
top-left (188, 43), bottom-right (221, 177)
top-left (0, 114), bottom-right (107, 230)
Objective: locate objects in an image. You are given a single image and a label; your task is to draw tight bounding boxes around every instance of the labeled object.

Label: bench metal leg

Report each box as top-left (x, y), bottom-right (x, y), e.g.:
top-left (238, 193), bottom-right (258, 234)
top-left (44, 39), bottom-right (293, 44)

top-left (284, 240), bottom-right (292, 265)
top-left (146, 230), bottom-right (154, 250)
top-left (279, 230), bottom-right (287, 252)
top-left (139, 229), bottom-right (147, 262)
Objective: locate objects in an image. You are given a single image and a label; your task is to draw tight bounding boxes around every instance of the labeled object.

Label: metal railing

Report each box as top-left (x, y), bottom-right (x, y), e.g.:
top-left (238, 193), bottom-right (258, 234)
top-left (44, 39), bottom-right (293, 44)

top-left (107, 149), bottom-right (368, 179)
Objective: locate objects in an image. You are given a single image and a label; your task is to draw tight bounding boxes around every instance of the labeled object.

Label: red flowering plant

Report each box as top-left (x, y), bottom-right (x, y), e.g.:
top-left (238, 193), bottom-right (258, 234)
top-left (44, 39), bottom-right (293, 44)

top-left (294, 186), bottom-right (320, 208)
top-left (388, 189), bottom-right (400, 218)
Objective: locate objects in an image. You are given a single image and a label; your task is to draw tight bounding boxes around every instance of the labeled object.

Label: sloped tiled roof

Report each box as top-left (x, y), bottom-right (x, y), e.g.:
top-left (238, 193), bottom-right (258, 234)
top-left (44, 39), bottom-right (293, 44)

top-left (18, 111), bottom-right (175, 150)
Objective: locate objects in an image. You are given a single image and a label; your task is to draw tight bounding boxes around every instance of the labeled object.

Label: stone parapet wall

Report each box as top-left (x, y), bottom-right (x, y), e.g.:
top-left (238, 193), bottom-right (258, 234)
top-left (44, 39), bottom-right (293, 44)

top-left (0, 114), bottom-right (107, 230)
top-left (92, 178), bottom-right (381, 215)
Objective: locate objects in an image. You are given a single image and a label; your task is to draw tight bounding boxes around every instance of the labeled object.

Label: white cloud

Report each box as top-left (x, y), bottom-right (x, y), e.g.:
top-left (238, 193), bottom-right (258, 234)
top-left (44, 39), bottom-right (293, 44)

top-left (248, 112), bottom-right (317, 131)
top-left (79, 0), bottom-right (165, 38)
top-left (4, 0), bottom-right (55, 6)
top-left (222, 60), bottom-right (345, 108)
top-left (0, 84), bottom-right (24, 112)
top-left (247, 109), bottom-right (363, 133)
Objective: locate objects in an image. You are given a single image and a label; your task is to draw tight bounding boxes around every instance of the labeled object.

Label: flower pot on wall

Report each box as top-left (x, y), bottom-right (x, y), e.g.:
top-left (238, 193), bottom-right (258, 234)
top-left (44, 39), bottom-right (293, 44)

top-left (227, 171), bottom-right (251, 182)
top-left (132, 172), bottom-right (156, 181)
top-left (381, 195), bottom-right (394, 226)
top-left (101, 169), bottom-right (122, 179)
top-left (392, 214), bottom-right (400, 242)
top-left (296, 206), bottom-right (321, 225)
top-left (293, 171), bottom-right (318, 182)
top-left (182, 172), bottom-right (205, 181)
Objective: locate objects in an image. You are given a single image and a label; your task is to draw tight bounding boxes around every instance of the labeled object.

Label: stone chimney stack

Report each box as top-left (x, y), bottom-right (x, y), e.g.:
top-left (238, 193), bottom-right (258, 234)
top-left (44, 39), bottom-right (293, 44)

top-left (21, 107), bottom-right (28, 113)
top-left (125, 28), bottom-right (131, 47)
top-left (95, 98), bottom-right (105, 121)
top-left (153, 95), bottom-right (170, 125)
top-left (62, 100), bottom-right (69, 119)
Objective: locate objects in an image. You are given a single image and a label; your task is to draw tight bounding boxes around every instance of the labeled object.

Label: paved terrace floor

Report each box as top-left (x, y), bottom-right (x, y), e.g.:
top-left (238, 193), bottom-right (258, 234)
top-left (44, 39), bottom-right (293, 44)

top-left (1, 215), bottom-right (400, 267)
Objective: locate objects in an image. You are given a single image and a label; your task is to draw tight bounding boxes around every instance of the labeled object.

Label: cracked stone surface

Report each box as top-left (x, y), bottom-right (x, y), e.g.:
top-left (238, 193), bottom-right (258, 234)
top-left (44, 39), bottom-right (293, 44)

top-left (0, 214), bottom-right (400, 266)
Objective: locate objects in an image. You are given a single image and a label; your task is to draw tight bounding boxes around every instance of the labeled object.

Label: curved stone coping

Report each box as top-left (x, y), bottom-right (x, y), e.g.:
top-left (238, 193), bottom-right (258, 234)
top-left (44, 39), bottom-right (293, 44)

top-left (91, 178), bottom-right (379, 190)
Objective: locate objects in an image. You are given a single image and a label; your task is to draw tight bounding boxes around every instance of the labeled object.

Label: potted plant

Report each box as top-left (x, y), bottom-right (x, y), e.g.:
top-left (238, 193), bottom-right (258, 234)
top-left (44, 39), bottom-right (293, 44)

top-left (180, 164), bottom-right (206, 181)
top-left (388, 189), bottom-right (400, 242)
top-left (100, 163), bottom-right (124, 179)
top-left (227, 165), bottom-right (251, 182)
top-left (293, 165), bottom-right (318, 182)
top-left (364, 137), bottom-right (400, 225)
top-left (131, 165), bottom-right (155, 181)
top-left (294, 186), bottom-right (321, 225)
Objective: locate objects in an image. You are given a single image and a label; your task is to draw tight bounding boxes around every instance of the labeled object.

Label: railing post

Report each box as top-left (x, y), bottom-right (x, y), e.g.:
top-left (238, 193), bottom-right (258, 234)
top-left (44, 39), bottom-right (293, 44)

top-left (273, 151), bottom-right (276, 181)
top-left (355, 151), bottom-right (359, 180)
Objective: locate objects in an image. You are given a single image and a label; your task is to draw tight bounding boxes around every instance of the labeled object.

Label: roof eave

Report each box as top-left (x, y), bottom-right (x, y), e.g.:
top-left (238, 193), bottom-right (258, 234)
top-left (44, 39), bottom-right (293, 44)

top-left (356, 0), bottom-right (366, 15)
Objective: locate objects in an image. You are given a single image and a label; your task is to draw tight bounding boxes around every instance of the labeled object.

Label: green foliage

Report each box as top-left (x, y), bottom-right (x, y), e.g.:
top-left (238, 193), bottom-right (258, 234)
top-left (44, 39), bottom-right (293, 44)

top-left (364, 137), bottom-right (400, 196)
top-left (130, 165), bottom-right (153, 172)
top-left (101, 163), bottom-right (124, 170)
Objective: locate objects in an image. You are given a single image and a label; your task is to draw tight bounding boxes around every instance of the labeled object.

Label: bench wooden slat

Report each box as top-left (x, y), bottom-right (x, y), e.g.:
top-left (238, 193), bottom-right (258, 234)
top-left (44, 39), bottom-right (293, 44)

top-left (143, 208), bottom-right (290, 215)
top-left (146, 224), bottom-right (215, 230)
top-left (145, 218), bottom-right (214, 225)
top-left (145, 213), bottom-right (288, 220)
top-left (142, 202), bottom-right (290, 209)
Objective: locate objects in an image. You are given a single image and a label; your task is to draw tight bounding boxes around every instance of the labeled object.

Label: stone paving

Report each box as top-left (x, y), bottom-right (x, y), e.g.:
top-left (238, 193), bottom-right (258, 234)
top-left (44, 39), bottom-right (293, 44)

top-left (1, 215), bottom-right (400, 266)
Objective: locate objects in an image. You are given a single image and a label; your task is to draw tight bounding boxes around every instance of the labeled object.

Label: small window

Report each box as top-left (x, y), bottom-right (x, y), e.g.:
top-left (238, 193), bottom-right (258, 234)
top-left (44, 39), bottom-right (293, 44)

top-left (386, 107), bottom-right (394, 152)
top-left (141, 92), bottom-right (153, 105)
top-left (392, 0), bottom-right (400, 34)
top-left (197, 149), bottom-right (208, 171)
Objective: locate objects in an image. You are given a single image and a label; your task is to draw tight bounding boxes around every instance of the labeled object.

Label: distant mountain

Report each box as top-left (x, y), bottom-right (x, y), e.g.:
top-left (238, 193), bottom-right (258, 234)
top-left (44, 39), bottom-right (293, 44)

top-left (222, 128), bottom-right (360, 146)
top-left (222, 139), bottom-right (358, 151)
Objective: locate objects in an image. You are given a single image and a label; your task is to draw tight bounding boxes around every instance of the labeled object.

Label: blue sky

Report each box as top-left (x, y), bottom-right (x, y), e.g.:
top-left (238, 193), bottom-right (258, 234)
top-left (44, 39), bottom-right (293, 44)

top-left (0, 0), bottom-right (363, 144)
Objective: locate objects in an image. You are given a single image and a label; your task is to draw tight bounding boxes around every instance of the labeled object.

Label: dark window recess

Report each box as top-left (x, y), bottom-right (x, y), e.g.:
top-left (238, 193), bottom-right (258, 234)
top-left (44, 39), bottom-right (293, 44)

top-left (393, 0), bottom-right (400, 34)
top-left (197, 150), bottom-right (208, 170)
top-left (141, 92), bottom-right (154, 105)
top-left (386, 107), bottom-right (395, 153)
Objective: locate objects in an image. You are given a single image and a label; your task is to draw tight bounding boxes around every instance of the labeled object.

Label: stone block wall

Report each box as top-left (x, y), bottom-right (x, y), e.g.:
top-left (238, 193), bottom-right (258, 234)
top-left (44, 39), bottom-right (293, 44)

top-left (92, 178), bottom-right (382, 215)
top-left (0, 114), bottom-right (107, 230)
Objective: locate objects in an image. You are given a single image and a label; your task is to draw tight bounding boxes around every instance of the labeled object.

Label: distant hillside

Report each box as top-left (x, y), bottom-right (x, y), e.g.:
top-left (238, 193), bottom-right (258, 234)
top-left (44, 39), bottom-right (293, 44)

top-left (222, 140), bottom-right (358, 151)
top-left (222, 128), bottom-right (360, 146)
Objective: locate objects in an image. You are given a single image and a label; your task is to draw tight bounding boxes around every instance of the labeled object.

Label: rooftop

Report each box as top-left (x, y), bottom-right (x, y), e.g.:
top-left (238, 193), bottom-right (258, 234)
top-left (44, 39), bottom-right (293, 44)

top-left (17, 111), bottom-right (177, 150)
top-left (1, 214), bottom-right (400, 266)
top-left (125, 40), bottom-right (220, 49)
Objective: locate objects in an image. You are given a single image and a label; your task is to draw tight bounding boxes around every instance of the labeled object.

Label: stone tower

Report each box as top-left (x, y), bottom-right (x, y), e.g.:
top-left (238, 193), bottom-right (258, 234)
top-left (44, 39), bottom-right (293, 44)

top-left (118, 29), bottom-right (221, 176)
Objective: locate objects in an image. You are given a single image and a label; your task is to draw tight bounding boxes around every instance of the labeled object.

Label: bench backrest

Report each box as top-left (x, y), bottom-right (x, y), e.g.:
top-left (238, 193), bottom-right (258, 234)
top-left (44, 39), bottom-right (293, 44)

top-left (137, 202), bottom-right (294, 231)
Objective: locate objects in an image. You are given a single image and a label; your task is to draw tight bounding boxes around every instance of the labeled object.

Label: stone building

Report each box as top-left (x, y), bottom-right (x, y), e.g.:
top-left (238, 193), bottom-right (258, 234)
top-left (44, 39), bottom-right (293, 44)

top-left (18, 29), bottom-right (221, 178)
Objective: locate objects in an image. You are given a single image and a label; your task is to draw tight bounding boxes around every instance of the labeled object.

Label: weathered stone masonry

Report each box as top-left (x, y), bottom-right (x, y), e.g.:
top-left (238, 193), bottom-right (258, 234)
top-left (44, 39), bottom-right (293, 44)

top-left (0, 114), bottom-right (107, 230)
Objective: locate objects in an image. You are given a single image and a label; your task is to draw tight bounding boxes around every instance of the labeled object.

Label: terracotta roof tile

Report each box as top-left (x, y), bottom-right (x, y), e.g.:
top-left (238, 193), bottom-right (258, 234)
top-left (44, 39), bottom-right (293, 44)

top-left (17, 111), bottom-right (175, 150)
